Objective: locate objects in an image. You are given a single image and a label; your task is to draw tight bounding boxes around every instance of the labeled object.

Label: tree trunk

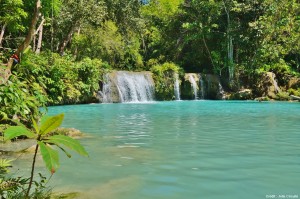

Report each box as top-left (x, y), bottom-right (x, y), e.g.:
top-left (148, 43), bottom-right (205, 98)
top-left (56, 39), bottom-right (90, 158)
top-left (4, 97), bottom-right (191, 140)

top-left (223, 0), bottom-right (234, 81)
top-left (0, 23), bottom-right (7, 47)
top-left (36, 17), bottom-right (45, 54)
top-left (33, 35), bottom-right (36, 52)
top-left (15, 0), bottom-right (41, 57)
top-left (73, 27), bottom-right (81, 58)
top-left (58, 24), bottom-right (77, 56)
top-left (202, 34), bottom-right (215, 69)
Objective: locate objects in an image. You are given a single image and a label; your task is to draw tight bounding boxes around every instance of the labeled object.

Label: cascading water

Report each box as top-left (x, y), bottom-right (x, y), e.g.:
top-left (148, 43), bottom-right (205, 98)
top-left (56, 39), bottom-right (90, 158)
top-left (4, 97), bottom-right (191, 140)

top-left (218, 83), bottom-right (226, 100)
top-left (100, 71), bottom-right (155, 103)
top-left (268, 72), bottom-right (281, 93)
top-left (99, 74), bottom-right (113, 103)
top-left (174, 74), bottom-right (181, 100)
top-left (188, 74), bottom-right (199, 100)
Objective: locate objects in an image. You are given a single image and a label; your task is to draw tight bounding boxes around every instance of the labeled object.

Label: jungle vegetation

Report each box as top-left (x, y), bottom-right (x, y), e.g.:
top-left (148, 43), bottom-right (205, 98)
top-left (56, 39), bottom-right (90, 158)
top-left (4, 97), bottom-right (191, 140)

top-left (0, 0), bottom-right (299, 117)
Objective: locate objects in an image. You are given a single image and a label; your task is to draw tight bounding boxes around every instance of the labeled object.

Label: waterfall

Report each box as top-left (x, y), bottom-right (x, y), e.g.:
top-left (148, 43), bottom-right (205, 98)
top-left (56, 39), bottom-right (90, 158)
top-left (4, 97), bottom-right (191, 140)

top-left (218, 83), bottom-right (226, 100)
top-left (174, 74), bottom-right (181, 100)
top-left (100, 71), bottom-right (155, 103)
top-left (268, 72), bottom-right (281, 93)
top-left (100, 74), bottom-right (113, 103)
top-left (188, 74), bottom-right (199, 100)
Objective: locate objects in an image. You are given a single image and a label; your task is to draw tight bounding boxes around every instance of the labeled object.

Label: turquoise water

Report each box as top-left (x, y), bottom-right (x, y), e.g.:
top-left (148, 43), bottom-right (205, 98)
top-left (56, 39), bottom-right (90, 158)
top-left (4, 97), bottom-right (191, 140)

top-left (47, 101), bottom-right (300, 199)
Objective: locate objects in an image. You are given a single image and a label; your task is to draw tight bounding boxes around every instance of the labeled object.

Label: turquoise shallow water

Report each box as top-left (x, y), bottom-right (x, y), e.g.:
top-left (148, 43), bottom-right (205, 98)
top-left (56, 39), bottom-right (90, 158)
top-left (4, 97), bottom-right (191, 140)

top-left (46, 101), bottom-right (300, 199)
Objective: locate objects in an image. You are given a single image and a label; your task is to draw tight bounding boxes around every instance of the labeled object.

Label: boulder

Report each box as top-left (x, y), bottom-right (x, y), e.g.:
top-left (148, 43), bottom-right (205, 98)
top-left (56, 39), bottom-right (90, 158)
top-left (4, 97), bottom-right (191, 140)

top-left (230, 89), bottom-right (253, 100)
top-left (181, 73), bottom-right (200, 100)
top-left (254, 72), bottom-right (281, 99)
top-left (287, 77), bottom-right (300, 89)
top-left (180, 73), bottom-right (225, 100)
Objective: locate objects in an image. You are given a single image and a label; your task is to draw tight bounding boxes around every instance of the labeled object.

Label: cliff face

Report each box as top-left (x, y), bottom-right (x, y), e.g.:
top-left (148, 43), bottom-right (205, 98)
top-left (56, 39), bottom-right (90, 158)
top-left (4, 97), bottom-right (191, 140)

top-left (180, 73), bottom-right (225, 100)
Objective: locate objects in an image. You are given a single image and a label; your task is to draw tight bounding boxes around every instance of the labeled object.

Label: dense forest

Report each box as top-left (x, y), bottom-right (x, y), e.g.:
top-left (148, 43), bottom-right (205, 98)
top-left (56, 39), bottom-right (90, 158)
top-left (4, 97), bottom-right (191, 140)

top-left (1, 0), bottom-right (299, 72)
top-left (1, 0), bottom-right (300, 115)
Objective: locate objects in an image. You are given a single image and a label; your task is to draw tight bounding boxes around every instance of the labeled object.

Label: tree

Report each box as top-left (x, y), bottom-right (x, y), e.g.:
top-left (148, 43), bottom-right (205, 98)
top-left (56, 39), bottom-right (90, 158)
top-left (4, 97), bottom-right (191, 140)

top-left (253, 0), bottom-right (300, 71)
top-left (55, 0), bottom-right (106, 55)
top-left (0, 0), bottom-right (27, 47)
top-left (14, 0), bottom-right (41, 57)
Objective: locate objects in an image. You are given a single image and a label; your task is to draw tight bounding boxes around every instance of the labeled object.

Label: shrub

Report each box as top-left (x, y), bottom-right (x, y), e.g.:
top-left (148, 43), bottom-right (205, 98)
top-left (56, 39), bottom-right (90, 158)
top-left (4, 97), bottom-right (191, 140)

top-left (16, 51), bottom-right (110, 105)
top-left (151, 62), bottom-right (183, 100)
top-left (0, 74), bottom-right (46, 123)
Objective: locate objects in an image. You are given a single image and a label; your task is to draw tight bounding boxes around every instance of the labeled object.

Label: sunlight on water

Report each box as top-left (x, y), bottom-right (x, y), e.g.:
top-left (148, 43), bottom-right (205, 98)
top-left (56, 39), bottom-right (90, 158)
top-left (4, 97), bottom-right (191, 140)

top-left (25, 101), bottom-right (300, 198)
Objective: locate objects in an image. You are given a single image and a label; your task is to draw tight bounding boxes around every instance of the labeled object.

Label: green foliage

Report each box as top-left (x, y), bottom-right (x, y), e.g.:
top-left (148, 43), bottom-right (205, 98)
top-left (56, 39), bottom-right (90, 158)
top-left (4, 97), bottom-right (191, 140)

top-left (3, 126), bottom-right (35, 140)
top-left (0, 172), bottom-right (51, 199)
top-left (253, 1), bottom-right (300, 75)
top-left (16, 51), bottom-right (107, 105)
top-left (0, 158), bottom-right (51, 198)
top-left (3, 113), bottom-right (88, 197)
top-left (0, 0), bottom-right (28, 33)
top-left (288, 88), bottom-right (300, 96)
top-left (151, 62), bottom-right (182, 100)
top-left (4, 113), bottom-right (88, 173)
top-left (0, 74), bottom-right (46, 122)
top-left (72, 21), bottom-right (144, 70)
top-left (0, 159), bottom-right (13, 174)
top-left (276, 92), bottom-right (290, 101)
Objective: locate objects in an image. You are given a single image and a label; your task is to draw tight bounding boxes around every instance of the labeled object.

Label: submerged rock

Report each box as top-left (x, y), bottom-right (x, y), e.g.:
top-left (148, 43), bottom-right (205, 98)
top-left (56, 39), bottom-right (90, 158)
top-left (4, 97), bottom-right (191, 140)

top-left (53, 127), bottom-right (85, 138)
top-left (51, 192), bottom-right (80, 199)
top-left (0, 139), bottom-right (36, 154)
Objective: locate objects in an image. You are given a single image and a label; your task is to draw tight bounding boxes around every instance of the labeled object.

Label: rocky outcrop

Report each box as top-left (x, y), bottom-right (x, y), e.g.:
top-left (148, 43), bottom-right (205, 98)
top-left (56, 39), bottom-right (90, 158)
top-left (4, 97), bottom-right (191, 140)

top-left (203, 74), bottom-right (225, 100)
top-left (253, 72), bottom-right (281, 99)
top-left (287, 76), bottom-right (300, 89)
top-left (180, 73), bottom-right (225, 100)
top-left (180, 73), bottom-right (199, 100)
top-left (230, 89), bottom-right (253, 100)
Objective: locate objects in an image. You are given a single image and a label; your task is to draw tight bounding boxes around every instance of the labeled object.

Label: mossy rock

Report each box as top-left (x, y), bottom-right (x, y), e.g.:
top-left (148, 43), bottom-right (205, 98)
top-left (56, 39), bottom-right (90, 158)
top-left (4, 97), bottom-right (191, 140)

top-left (53, 127), bottom-right (85, 138)
top-left (229, 89), bottom-right (253, 100)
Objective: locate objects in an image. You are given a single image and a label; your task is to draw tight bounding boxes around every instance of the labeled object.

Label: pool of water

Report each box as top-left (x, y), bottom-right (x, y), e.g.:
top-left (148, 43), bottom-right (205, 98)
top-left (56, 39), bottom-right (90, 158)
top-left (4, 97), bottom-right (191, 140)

top-left (45, 101), bottom-right (300, 199)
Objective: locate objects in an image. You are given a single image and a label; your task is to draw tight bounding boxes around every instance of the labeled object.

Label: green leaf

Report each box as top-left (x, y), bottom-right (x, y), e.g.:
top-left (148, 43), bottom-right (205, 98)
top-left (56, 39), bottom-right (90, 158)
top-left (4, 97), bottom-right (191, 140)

top-left (32, 117), bottom-right (39, 134)
top-left (57, 145), bottom-right (72, 158)
top-left (4, 126), bottom-right (36, 141)
top-left (38, 141), bottom-right (59, 174)
top-left (40, 113), bottom-right (64, 135)
top-left (45, 135), bottom-right (88, 157)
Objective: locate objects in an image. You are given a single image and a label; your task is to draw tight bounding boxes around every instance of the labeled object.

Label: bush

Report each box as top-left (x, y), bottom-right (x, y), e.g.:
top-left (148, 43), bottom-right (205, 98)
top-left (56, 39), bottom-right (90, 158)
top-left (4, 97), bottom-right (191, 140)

top-left (275, 92), bottom-right (290, 101)
top-left (151, 62), bottom-right (183, 100)
top-left (0, 74), bottom-right (46, 123)
top-left (16, 51), bottom-right (110, 105)
top-left (288, 88), bottom-right (300, 96)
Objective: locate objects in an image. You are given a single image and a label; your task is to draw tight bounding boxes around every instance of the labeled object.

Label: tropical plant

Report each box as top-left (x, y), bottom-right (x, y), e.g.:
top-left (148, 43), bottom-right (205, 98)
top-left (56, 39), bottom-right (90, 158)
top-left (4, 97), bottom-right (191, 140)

top-left (0, 74), bottom-right (46, 123)
top-left (16, 51), bottom-right (106, 105)
top-left (3, 113), bottom-right (88, 198)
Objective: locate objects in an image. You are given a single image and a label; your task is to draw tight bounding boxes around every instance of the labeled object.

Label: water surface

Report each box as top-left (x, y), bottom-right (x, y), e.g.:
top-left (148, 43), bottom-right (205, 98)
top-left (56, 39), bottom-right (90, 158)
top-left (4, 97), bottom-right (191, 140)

top-left (46, 101), bottom-right (300, 199)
